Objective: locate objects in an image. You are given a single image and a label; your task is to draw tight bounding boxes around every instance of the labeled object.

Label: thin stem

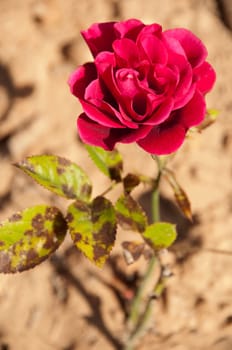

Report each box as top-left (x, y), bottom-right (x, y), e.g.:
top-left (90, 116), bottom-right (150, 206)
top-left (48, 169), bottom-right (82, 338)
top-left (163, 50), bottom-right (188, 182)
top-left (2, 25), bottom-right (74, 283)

top-left (99, 181), bottom-right (116, 196)
top-left (124, 158), bottom-right (162, 350)
top-left (152, 177), bottom-right (160, 222)
top-left (127, 255), bottom-right (157, 327)
top-left (124, 297), bottom-right (155, 350)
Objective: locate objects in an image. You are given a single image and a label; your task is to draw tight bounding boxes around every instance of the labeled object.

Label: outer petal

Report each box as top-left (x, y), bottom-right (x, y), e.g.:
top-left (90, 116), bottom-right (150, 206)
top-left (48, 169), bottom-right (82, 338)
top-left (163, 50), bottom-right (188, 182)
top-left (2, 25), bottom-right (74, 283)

top-left (80, 100), bottom-right (125, 128)
top-left (77, 113), bottom-right (113, 150)
top-left (137, 23), bottom-right (162, 39)
top-left (114, 19), bottom-right (145, 41)
top-left (77, 114), bottom-right (152, 150)
top-left (194, 61), bottom-right (216, 94)
top-left (68, 63), bottom-right (97, 99)
top-left (84, 79), bottom-right (104, 100)
top-left (163, 36), bottom-right (186, 60)
top-left (81, 22), bottom-right (117, 57)
top-left (164, 28), bottom-right (207, 68)
top-left (109, 124), bottom-right (153, 144)
top-left (137, 123), bottom-right (186, 155)
top-left (177, 90), bottom-right (206, 128)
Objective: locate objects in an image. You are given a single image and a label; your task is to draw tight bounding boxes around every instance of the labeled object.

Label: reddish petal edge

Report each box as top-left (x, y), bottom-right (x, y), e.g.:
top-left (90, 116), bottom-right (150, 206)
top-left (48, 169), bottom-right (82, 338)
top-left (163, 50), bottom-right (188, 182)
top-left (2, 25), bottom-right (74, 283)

top-left (164, 28), bottom-right (207, 68)
top-left (77, 113), bottom-right (113, 150)
top-left (81, 22), bottom-right (117, 57)
top-left (137, 123), bottom-right (186, 155)
top-left (111, 124), bottom-right (153, 144)
top-left (80, 100), bottom-right (125, 128)
top-left (114, 18), bottom-right (145, 40)
top-left (178, 90), bottom-right (206, 128)
top-left (68, 63), bottom-right (96, 99)
top-left (194, 61), bottom-right (216, 94)
top-left (77, 114), bottom-right (153, 150)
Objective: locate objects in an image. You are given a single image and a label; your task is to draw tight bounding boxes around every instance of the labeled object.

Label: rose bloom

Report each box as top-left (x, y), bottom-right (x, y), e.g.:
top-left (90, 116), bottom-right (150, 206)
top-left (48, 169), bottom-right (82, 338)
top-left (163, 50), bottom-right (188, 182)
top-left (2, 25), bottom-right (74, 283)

top-left (69, 19), bottom-right (216, 155)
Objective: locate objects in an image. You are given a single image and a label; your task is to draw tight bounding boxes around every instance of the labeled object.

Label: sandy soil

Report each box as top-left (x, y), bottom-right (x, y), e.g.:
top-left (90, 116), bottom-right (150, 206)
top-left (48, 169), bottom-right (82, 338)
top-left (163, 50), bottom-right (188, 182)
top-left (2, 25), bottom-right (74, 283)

top-left (0, 0), bottom-right (232, 349)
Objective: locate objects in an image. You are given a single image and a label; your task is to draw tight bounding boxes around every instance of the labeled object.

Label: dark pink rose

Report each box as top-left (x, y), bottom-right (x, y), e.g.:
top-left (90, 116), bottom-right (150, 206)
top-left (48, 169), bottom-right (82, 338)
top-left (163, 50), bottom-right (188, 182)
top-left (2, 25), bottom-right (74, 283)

top-left (69, 19), bottom-right (216, 155)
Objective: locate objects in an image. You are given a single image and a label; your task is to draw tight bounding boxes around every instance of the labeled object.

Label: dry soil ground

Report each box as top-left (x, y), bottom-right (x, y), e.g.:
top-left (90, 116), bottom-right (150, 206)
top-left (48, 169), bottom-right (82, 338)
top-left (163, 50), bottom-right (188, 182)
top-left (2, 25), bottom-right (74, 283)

top-left (0, 1), bottom-right (232, 349)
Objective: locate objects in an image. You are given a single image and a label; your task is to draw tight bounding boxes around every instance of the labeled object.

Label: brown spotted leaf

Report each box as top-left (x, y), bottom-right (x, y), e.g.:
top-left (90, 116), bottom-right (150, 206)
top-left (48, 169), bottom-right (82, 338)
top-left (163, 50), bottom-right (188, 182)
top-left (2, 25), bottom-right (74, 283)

top-left (0, 205), bottom-right (67, 273)
top-left (122, 241), bottom-right (145, 265)
top-left (115, 194), bottom-right (147, 233)
top-left (123, 173), bottom-right (141, 194)
top-left (15, 155), bottom-right (92, 201)
top-left (164, 169), bottom-right (192, 221)
top-left (67, 196), bottom-right (116, 267)
top-left (85, 145), bottom-right (123, 182)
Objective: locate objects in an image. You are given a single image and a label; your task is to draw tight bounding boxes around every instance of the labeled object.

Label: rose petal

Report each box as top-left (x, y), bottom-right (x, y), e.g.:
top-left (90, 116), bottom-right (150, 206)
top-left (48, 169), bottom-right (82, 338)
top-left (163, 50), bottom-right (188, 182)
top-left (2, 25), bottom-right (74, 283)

top-left (161, 40), bottom-right (195, 109)
top-left (96, 56), bottom-right (142, 128)
top-left (118, 92), bottom-right (156, 122)
top-left (115, 69), bottom-right (142, 98)
top-left (81, 22), bottom-right (117, 57)
top-left (144, 97), bottom-right (173, 125)
top-left (177, 90), bottom-right (206, 128)
top-left (113, 38), bottom-right (140, 68)
top-left (137, 23), bottom-right (162, 39)
top-left (138, 35), bottom-right (168, 64)
top-left (95, 52), bottom-right (118, 96)
top-left (164, 28), bottom-right (207, 68)
top-left (194, 61), bottom-right (216, 94)
top-left (167, 54), bottom-right (195, 110)
top-left (77, 113), bottom-right (113, 150)
top-left (115, 68), bottom-right (164, 121)
top-left (114, 19), bottom-right (145, 41)
top-left (80, 100), bottom-right (125, 128)
top-left (137, 123), bottom-right (186, 155)
top-left (77, 114), bottom-right (151, 150)
top-left (163, 36), bottom-right (186, 60)
top-left (132, 93), bottom-right (151, 118)
top-left (110, 124), bottom-right (153, 144)
top-left (68, 63), bottom-right (96, 99)
top-left (85, 79), bottom-right (104, 100)
top-left (148, 64), bottom-right (178, 95)
top-left (82, 79), bottom-right (131, 128)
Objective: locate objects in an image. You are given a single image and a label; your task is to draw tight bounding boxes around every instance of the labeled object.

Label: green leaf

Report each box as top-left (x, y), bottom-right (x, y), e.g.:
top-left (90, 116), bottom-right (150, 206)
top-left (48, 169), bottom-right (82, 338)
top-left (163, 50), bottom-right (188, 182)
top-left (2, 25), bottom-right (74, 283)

top-left (0, 205), bottom-right (67, 273)
top-left (115, 194), bottom-right (147, 233)
top-left (142, 222), bottom-right (177, 250)
top-left (67, 196), bottom-right (116, 267)
top-left (85, 145), bottom-right (123, 182)
top-left (15, 155), bottom-right (92, 201)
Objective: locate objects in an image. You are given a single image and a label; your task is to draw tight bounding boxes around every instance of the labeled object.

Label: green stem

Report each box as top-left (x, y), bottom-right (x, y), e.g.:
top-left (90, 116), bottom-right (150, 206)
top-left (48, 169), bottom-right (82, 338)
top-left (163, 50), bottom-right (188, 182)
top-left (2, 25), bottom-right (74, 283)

top-left (99, 181), bottom-right (116, 196)
top-left (127, 255), bottom-right (157, 327)
top-left (124, 159), bottom-right (161, 350)
top-left (152, 178), bottom-right (160, 222)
